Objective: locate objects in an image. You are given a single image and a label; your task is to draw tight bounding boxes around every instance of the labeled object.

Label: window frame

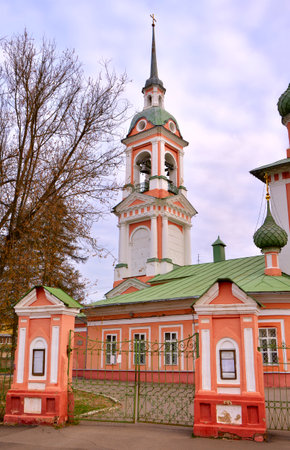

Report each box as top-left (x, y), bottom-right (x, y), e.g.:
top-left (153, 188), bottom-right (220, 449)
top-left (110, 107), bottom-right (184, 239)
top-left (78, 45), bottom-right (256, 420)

top-left (133, 333), bottom-right (146, 366)
top-left (164, 331), bottom-right (178, 366)
top-left (219, 349), bottom-right (237, 380)
top-left (105, 334), bottom-right (117, 365)
top-left (32, 349), bottom-right (46, 376)
top-left (258, 327), bottom-right (278, 365)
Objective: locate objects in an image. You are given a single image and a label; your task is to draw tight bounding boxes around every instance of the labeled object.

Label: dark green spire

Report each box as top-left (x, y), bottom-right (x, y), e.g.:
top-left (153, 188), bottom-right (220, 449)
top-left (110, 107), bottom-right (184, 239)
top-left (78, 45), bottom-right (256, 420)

top-left (253, 203), bottom-right (288, 250)
top-left (143, 22), bottom-right (165, 93)
top-left (212, 236), bottom-right (226, 263)
top-left (277, 84), bottom-right (290, 118)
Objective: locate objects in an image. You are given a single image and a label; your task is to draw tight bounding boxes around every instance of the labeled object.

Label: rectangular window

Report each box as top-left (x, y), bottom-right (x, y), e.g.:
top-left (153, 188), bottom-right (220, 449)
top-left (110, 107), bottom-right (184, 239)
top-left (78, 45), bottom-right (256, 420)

top-left (164, 332), bottom-right (178, 365)
top-left (106, 334), bottom-right (117, 365)
top-left (219, 350), bottom-right (237, 379)
top-left (134, 333), bottom-right (146, 365)
top-left (32, 349), bottom-right (45, 376)
top-left (259, 328), bottom-right (278, 365)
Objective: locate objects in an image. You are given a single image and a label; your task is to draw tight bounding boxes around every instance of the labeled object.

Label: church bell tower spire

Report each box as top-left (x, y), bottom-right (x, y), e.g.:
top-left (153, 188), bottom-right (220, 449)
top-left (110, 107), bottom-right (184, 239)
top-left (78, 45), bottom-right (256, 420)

top-left (142, 15), bottom-right (165, 110)
top-left (112, 18), bottom-right (197, 286)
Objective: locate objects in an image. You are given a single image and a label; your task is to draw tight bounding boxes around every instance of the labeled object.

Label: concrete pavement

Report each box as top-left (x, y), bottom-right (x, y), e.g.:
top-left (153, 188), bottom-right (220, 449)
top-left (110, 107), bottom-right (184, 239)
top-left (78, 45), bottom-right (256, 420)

top-left (0, 422), bottom-right (289, 450)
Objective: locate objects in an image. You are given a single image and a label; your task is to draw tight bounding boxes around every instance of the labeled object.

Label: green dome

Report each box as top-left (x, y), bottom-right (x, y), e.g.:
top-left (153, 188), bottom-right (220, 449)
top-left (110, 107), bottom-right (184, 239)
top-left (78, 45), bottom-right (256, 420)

top-left (127, 106), bottom-right (180, 136)
top-left (277, 84), bottom-right (290, 117)
top-left (253, 203), bottom-right (288, 250)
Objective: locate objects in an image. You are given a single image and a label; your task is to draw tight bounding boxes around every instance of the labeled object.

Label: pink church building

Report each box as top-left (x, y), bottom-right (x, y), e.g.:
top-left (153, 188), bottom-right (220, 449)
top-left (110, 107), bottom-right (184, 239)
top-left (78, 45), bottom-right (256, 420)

top-left (72, 22), bottom-right (290, 437)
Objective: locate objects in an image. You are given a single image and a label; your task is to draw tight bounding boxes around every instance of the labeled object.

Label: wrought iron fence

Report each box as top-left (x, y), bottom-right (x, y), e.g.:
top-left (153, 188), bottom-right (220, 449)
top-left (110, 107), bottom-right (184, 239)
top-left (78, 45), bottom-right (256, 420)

top-left (0, 345), bottom-right (14, 421)
top-left (259, 343), bottom-right (290, 430)
top-left (68, 332), bottom-right (198, 426)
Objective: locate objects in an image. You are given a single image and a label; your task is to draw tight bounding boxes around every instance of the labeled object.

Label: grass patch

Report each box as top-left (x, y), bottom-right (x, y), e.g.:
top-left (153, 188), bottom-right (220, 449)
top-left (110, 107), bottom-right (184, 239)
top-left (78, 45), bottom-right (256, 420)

top-left (73, 389), bottom-right (116, 416)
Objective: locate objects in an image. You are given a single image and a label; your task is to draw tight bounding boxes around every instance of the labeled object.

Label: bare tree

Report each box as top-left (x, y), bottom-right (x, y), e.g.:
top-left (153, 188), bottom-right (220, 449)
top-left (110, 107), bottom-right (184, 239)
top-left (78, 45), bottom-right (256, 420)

top-left (0, 30), bottom-right (128, 330)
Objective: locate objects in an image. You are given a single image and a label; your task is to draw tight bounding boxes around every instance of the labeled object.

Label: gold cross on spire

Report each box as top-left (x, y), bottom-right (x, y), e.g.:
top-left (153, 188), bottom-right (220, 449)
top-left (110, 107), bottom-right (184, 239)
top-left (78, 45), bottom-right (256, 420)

top-left (150, 13), bottom-right (157, 26)
top-left (265, 172), bottom-right (271, 202)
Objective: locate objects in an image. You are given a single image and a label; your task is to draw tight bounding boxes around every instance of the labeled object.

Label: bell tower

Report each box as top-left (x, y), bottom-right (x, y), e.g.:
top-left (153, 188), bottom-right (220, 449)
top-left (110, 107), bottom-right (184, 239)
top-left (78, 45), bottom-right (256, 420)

top-left (113, 19), bottom-right (197, 286)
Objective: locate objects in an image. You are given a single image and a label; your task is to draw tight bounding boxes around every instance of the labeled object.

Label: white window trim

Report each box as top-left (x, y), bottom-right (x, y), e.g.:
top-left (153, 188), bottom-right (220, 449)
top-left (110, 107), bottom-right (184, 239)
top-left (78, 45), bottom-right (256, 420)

top-left (258, 327), bottom-right (279, 366)
top-left (133, 333), bottom-right (146, 366)
top-left (29, 337), bottom-right (48, 381)
top-left (159, 325), bottom-right (183, 370)
top-left (164, 331), bottom-right (178, 366)
top-left (105, 334), bottom-right (117, 365)
top-left (258, 319), bottom-right (287, 370)
top-left (101, 328), bottom-right (122, 369)
top-left (129, 327), bottom-right (151, 369)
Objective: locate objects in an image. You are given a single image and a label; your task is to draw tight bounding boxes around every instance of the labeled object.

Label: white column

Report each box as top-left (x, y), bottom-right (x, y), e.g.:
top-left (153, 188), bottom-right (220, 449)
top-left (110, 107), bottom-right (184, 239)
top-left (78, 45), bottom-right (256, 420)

top-left (160, 139), bottom-right (166, 177)
top-left (162, 215), bottom-right (168, 260)
top-left (150, 216), bottom-right (158, 259)
top-left (118, 222), bottom-right (127, 263)
top-left (179, 149), bottom-right (184, 186)
top-left (244, 328), bottom-right (256, 392)
top-left (184, 225), bottom-right (192, 265)
top-left (17, 327), bottom-right (26, 383)
top-left (125, 148), bottom-right (132, 184)
top-left (50, 326), bottom-right (60, 383)
top-left (201, 329), bottom-right (211, 390)
top-left (151, 139), bottom-right (158, 177)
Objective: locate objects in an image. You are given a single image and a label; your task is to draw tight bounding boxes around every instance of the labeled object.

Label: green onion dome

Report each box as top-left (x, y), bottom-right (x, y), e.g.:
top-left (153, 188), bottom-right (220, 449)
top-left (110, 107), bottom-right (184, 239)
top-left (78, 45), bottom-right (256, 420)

top-left (277, 84), bottom-right (290, 118)
top-left (254, 203), bottom-right (288, 250)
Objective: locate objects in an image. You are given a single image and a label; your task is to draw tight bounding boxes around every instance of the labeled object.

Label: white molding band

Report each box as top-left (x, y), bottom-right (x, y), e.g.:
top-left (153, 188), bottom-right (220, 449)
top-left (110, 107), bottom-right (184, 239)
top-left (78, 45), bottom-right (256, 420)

top-left (88, 314), bottom-right (194, 327)
top-left (17, 327), bottom-right (26, 383)
top-left (259, 309), bottom-right (290, 316)
top-left (244, 328), bottom-right (256, 392)
top-left (201, 329), bottom-right (211, 390)
top-left (50, 326), bottom-right (60, 383)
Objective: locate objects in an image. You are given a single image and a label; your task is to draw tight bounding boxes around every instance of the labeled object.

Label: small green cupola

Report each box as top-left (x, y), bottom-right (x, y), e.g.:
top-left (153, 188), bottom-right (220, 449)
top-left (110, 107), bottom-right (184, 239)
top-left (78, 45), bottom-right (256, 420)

top-left (253, 202), bottom-right (288, 251)
top-left (212, 236), bottom-right (226, 263)
top-left (278, 84), bottom-right (290, 120)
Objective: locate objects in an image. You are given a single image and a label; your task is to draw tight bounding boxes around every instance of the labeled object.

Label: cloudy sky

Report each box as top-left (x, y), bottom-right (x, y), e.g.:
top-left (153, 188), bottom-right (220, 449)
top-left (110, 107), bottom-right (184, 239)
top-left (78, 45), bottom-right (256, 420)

top-left (2, 0), bottom-right (290, 300)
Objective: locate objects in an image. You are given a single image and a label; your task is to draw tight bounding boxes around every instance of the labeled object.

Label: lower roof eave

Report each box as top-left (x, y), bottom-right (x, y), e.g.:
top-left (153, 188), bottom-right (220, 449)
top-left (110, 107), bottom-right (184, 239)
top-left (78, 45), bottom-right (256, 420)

top-left (84, 295), bottom-right (200, 313)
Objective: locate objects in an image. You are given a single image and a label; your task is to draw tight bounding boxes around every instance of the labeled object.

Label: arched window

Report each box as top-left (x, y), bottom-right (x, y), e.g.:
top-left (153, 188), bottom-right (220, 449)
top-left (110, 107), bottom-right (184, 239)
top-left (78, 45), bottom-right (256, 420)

top-left (29, 337), bottom-right (48, 380)
top-left (130, 227), bottom-right (150, 276)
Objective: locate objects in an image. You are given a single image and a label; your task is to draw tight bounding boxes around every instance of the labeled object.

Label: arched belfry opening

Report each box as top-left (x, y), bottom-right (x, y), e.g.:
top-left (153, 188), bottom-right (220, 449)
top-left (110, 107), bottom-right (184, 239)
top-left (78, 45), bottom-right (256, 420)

top-left (146, 94), bottom-right (152, 108)
top-left (165, 152), bottom-right (177, 187)
top-left (134, 151), bottom-right (151, 192)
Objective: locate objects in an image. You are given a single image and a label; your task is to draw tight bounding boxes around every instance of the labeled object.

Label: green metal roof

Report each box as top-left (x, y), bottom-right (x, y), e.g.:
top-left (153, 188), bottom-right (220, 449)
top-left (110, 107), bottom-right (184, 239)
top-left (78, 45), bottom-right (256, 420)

top-left (17, 286), bottom-right (82, 308)
top-left (127, 107), bottom-right (180, 136)
top-left (44, 286), bottom-right (81, 308)
top-left (87, 255), bottom-right (290, 308)
top-left (250, 158), bottom-right (290, 182)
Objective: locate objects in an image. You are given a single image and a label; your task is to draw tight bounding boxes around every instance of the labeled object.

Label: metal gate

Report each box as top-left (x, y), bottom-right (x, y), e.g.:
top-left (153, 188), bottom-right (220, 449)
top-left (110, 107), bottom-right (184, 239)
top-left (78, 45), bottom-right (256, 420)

top-left (0, 344), bottom-right (13, 421)
top-left (260, 343), bottom-right (290, 431)
top-left (68, 332), bottom-right (198, 426)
